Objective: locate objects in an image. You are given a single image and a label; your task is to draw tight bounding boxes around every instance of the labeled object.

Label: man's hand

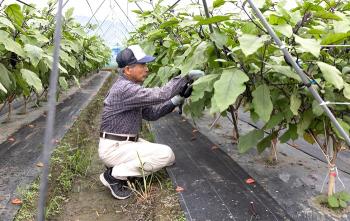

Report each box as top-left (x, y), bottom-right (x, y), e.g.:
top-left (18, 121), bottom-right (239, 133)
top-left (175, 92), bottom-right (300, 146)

top-left (188, 70), bottom-right (204, 80)
top-left (179, 82), bottom-right (193, 98)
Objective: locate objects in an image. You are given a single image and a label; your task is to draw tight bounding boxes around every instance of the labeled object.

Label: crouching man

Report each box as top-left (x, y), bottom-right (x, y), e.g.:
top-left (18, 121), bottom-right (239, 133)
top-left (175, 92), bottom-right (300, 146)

top-left (98, 45), bottom-right (203, 199)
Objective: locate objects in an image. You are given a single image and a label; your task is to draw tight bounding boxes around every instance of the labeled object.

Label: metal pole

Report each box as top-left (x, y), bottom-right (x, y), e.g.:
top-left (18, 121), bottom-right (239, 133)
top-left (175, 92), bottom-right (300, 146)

top-left (134, 1), bottom-right (144, 13)
top-left (85, 0), bottom-right (107, 27)
top-left (246, 0), bottom-right (350, 146)
top-left (164, 0), bottom-right (181, 14)
top-left (201, 0), bottom-right (213, 33)
top-left (37, 0), bottom-right (64, 220)
top-left (112, 0), bottom-right (135, 28)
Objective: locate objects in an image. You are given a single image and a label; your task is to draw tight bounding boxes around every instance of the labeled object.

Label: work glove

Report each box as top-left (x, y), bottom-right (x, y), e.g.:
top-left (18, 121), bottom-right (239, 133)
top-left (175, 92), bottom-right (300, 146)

top-left (171, 95), bottom-right (187, 115)
top-left (188, 70), bottom-right (205, 81)
top-left (171, 95), bottom-right (185, 106)
top-left (179, 82), bottom-right (193, 98)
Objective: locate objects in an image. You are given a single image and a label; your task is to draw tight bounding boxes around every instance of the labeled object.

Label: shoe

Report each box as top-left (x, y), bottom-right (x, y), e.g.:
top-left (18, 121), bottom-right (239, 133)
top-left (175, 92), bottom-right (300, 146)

top-left (128, 176), bottom-right (145, 185)
top-left (100, 168), bottom-right (132, 200)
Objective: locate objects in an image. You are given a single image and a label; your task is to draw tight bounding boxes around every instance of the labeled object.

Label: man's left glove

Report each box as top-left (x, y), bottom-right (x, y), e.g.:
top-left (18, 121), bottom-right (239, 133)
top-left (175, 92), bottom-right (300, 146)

top-left (179, 82), bottom-right (193, 98)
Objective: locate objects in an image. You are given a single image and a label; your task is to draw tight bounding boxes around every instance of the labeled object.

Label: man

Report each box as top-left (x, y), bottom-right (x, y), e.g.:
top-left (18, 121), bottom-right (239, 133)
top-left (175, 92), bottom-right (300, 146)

top-left (99, 45), bottom-right (203, 199)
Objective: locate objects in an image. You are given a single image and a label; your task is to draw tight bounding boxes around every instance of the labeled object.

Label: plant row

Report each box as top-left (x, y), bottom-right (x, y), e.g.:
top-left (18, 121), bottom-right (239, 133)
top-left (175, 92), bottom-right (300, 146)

top-left (128, 0), bottom-right (350, 207)
top-left (0, 1), bottom-right (111, 120)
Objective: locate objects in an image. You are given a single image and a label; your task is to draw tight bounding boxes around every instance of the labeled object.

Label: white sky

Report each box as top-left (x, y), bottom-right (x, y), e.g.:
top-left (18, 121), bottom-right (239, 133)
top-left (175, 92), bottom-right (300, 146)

top-left (2, 0), bottom-right (296, 47)
top-left (3, 0), bottom-right (205, 46)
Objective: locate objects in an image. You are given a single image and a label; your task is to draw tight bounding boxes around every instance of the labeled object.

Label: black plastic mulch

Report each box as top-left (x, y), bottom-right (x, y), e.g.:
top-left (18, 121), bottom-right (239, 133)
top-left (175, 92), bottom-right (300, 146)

top-left (151, 113), bottom-right (293, 221)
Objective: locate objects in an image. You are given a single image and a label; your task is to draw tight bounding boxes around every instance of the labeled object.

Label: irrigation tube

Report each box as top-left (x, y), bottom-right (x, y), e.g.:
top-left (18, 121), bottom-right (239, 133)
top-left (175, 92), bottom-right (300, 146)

top-left (37, 0), bottom-right (64, 220)
top-left (246, 0), bottom-right (350, 147)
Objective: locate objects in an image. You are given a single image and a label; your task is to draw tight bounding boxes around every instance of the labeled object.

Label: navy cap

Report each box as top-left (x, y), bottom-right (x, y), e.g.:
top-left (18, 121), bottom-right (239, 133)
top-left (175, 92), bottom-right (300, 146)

top-left (116, 45), bottom-right (155, 68)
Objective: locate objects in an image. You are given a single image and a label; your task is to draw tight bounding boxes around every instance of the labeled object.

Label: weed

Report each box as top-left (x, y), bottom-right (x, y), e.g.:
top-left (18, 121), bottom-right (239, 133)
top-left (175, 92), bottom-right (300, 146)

top-left (317, 191), bottom-right (350, 210)
top-left (177, 213), bottom-right (186, 221)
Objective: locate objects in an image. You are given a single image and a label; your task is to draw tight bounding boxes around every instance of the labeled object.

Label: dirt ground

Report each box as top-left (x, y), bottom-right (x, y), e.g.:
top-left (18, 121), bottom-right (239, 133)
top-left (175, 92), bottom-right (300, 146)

top-left (51, 151), bottom-right (183, 221)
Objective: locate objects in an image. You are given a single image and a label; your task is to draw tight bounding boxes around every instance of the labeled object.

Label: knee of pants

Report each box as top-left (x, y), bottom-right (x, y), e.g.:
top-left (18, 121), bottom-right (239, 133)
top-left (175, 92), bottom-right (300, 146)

top-left (161, 145), bottom-right (175, 165)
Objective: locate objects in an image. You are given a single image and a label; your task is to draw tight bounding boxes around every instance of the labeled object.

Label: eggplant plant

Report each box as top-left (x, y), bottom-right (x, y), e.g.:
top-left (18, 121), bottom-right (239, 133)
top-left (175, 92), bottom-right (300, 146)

top-left (128, 0), bottom-right (350, 205)
top-left (0, 2), bottom-right (111, 121)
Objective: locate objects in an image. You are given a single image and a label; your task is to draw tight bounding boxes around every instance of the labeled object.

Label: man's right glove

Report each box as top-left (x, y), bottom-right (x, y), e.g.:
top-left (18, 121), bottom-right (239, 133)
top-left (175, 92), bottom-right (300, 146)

top-left (171, 95), bottom-right (185, 106)
top-left (188, 70), bottom-right (204, 80)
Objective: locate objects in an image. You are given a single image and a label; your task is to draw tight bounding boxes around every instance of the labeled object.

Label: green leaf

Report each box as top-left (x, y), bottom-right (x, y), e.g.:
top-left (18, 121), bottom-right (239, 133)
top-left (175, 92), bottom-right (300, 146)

top-left (195, 15), bottom-right (231, 25)
top-left (342, 67), bottom-right (350, 74)
top-left (192, 74), bottom-right (219, 102)
top-left (339, 200), bottom-right (347, 208)
top-left (303, 132), bottom-right (315, 144)
top-left (238, 129), bottom-right (264, 153)
top-left (280, 124), bottom-right (298, 143)
top-left (317, 62), bottom-right (344, 90)
top-left (273, 24), bottom-right (292, 38)
top-left (344, 84), bottom-right (350, 99)
top-left (0, 63), bottom-right (12, 90)
top-left (5, 4), bottom-right (24, 26)
top-left (65, 7), bottom-right (74, 18)
top-left (24, 44), bottom-right (43, 67)
top-left (209, 28), bottom-right (227, 49)
top-left (257, 134), bottom-right (273, 154)
top-left (146, 29), bottom-right (166, 40)
top-left (59, 77), bottom-right (68, 90)
top-left (264, 112), bottom-right (284, 129)
top-left (241, 22), bottom-right (259, 35)
top-left (294, 35), bottom-right (320, 57)
top-left (297, 110), bottom-right (314, 136)
top-left (328, 196), bottom-right (339, 208)
top-left (158, 66), bottom-right (175, 85)
top-left (331, 118), bottom-right (350, 140)
top-left (180, 42), bottom-right (209, 75)
top-left (0, 30), bottom-right (25, 57)
top-left (269, 14), bottom-right (286, 25)
top-left (269, 65), bottom-right (301, 82)
top-left (290, 93), bottom-right (301, 115)
top-left (0, 17), bottom-right (15, 30)
top-left (252, 84), bottom-right (273, 122)
top-left (213, 0), bottom-right (225, 8)
top-left (312, 99), bottom-right (323, 117)
top-left (321, 33), bottom-right (350, 45)
top-left (60, 50), bottom-right (76, 68)
top-left (159, 18), bottom-right (179, 29)
top-left (333, 20), bottom-right (350, 33)
top-left (212, 68), bottom-right (249, 112)
top-left (131, 9), bottom-right (143, 14)
top-left (314, 11), bottom-right (341, 21)
top-left (21, 69), bottom-right (43, 92)
top-left (238, 34), bottom-right (266, 56)
top-left (339, 191), bottom-right (350, 202)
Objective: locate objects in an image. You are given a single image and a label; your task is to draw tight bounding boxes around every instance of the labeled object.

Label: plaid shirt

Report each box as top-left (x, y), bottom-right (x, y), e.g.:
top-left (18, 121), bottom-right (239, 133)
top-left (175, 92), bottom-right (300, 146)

top-left (100, 73), bottom-right (188, 135)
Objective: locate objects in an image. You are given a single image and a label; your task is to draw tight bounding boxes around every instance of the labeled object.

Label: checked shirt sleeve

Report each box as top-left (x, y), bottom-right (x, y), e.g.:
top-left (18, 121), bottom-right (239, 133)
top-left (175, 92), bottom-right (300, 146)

top-left (141, 100), bottom-right (175, 121)
top-left (119, 76), bottom-right (188, 110)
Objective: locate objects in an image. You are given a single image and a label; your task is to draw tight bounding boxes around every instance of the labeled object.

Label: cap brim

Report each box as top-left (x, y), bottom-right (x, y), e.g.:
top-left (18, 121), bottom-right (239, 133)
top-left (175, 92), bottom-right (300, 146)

top-left (137, 55), bottom-right (155, 63)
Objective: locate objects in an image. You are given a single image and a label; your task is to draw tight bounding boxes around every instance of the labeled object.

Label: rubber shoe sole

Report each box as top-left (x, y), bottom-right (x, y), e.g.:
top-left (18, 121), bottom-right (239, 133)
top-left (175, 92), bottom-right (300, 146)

top-left (99, 173), bottom-right (131, 200)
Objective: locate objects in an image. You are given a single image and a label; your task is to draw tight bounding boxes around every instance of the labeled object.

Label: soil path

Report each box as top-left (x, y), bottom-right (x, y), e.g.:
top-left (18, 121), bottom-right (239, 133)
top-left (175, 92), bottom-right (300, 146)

top-left (51, 149), bottom-right (133, 221)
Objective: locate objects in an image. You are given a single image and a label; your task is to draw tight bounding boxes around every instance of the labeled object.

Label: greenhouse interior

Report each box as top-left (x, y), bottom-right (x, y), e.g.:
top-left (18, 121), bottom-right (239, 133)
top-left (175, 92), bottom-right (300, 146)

top-left (0, 0), bottom-right (350, 220)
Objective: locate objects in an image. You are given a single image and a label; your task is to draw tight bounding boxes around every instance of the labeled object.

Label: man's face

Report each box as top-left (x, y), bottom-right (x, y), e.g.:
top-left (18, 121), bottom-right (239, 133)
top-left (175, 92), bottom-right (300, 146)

top-left (125, 63), bottom-right (149, 83)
